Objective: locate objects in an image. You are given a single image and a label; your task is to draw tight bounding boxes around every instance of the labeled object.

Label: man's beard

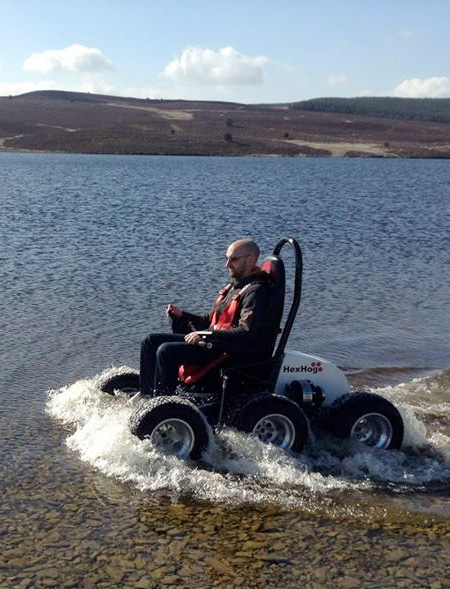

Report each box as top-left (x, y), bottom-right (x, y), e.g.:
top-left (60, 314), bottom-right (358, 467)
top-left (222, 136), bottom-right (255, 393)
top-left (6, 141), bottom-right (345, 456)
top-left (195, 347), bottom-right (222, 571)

top-left (228, 269), bottom-right (241, 284)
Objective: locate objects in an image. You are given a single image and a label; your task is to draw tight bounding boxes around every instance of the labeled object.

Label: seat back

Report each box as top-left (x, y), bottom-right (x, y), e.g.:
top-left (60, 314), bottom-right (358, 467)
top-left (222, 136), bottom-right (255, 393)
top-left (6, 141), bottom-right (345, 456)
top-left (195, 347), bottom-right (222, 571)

top-left (260, 255), bottom-right (286, 357)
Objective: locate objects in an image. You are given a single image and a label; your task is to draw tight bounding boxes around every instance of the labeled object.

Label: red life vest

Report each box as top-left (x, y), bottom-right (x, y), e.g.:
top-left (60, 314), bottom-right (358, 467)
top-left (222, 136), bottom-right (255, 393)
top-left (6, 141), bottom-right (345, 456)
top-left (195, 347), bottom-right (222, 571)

top-left (209, 282), bottom-right (254, 330)
top-left (178, 281), bottom-right (258, 385)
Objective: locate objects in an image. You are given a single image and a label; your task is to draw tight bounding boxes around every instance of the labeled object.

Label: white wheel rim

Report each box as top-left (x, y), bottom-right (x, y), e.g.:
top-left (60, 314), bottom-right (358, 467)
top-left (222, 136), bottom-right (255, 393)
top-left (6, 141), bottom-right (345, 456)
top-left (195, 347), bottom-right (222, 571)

top-left (253, 413), bottom-right (296, 449)
top-left (350, 412), bottom-right (393, 449)
top-left (150, 418), bottom-right (195, 458)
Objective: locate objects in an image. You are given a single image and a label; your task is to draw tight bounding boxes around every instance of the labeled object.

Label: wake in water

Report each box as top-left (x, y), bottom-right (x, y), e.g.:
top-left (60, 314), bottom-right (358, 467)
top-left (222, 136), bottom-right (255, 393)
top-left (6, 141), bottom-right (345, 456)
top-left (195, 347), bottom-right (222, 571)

top-left (46, 367), bottom-right (450, 512)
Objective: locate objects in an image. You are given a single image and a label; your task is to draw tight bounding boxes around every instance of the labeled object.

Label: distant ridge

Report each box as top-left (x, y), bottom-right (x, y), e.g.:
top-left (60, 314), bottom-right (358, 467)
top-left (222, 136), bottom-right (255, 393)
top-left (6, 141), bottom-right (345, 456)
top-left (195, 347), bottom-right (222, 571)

top-left (15, 89), bottom-right (243, 108)
top-left (10, 91), bottom-right (450, 122)
top-left (292, 97), bottom-right (450, 123)
top-left (1, 90), bottom-right (449, 158)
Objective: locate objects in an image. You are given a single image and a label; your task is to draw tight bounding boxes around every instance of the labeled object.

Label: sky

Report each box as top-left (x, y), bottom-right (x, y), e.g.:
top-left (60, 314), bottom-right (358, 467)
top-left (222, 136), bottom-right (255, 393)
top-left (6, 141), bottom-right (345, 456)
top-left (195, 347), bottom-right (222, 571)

top-left (1, 0), bottom-right (449, 103)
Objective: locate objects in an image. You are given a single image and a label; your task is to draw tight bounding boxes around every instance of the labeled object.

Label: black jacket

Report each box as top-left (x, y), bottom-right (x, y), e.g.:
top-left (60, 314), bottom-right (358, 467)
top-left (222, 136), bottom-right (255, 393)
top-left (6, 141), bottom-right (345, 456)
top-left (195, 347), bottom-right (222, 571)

top-left (172, 270), bottom-right (278, 359)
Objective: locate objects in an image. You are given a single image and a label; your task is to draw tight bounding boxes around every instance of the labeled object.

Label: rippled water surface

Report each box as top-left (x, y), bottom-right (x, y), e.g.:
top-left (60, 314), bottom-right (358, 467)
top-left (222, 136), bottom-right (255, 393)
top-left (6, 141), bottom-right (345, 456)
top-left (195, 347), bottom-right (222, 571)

top-left (1, 153), bottom-right (449, 586)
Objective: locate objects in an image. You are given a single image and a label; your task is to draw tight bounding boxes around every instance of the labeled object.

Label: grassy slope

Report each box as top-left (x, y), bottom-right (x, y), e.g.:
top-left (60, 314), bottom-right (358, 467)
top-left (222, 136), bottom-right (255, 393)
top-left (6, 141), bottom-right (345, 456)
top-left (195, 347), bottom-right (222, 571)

top-left (0, 91), bottom-right (449, 158)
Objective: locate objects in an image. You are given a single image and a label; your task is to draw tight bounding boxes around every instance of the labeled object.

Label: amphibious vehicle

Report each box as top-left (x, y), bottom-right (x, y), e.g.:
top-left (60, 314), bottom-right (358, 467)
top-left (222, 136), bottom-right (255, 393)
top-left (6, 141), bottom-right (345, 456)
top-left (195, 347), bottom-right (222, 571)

top-left (99, 237), bottom-right (404, 459)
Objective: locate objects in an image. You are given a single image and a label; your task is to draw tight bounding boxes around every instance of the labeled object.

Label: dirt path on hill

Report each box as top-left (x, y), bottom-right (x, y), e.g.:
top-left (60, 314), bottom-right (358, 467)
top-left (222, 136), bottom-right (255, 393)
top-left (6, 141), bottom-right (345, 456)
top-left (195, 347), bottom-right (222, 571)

top-left (286, 139), bottom-right (390, 157)
top-left (106, 102), bottom-right (194, 120)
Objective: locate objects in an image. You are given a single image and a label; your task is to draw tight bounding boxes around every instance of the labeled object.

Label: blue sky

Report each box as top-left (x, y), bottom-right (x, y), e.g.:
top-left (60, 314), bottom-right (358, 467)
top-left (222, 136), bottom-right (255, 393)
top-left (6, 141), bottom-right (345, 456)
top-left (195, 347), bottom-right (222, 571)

top-left (1, 0), bottom-right (449, 102)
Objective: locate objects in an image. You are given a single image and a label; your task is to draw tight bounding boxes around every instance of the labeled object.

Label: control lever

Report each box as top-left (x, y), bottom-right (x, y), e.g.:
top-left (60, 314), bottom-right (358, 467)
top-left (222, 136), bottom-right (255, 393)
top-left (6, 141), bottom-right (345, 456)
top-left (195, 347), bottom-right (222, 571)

top-left (193, 329), bottom-right (214, 349)
top-left (188, 321), bottom-right (212, 348)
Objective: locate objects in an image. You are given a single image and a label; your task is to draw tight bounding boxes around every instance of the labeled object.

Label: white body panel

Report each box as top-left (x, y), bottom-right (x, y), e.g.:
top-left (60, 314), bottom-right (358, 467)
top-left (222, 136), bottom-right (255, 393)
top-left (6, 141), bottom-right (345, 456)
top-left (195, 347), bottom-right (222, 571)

top-left (274, 350), bottom-right (350, 407)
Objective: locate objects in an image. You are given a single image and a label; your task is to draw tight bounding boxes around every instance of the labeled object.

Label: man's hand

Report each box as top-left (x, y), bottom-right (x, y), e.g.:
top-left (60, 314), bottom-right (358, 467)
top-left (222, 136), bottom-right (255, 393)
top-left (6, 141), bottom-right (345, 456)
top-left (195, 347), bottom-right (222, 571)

top-left (166, 304), bottom-right (182, 319)
top-left (184, 331), bottom-right (203, 345)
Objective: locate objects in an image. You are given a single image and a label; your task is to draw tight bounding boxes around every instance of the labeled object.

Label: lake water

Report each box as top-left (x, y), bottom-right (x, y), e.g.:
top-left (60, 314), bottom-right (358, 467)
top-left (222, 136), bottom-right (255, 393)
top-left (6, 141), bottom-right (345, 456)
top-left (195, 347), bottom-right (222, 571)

top-left (1, 152), bottom-right (450, 586)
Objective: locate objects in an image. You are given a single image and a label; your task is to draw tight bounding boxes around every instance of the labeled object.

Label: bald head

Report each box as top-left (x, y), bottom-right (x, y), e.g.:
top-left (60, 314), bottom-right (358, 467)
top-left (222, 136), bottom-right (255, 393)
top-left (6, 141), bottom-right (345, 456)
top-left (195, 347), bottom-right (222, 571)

top-left (225, 238), bottom-right (260, 281)
top-left (229, 239), bottom-right (260, 259)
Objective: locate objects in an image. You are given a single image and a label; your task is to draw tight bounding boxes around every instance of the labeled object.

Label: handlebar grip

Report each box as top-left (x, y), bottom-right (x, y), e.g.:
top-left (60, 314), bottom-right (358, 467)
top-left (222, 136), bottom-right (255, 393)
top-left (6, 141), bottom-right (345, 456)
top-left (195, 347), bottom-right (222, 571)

top-left (197, 340), bottom-right (213, 349)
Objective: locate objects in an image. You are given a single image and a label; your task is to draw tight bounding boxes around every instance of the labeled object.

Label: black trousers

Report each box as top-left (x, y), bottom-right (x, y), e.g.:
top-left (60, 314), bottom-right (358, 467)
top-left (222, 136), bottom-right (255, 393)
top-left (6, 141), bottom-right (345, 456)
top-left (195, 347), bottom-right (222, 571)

top-left (139, 333), bottom-right (218, 395)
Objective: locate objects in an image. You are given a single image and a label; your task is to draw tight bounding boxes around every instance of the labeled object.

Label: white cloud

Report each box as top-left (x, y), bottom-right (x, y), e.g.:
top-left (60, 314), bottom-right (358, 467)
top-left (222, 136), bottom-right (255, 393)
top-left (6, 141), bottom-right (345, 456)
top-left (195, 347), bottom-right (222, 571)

top-left (358, 89), bottom-right (375, 97)
top-left (385, 30), bottom-right (417, 47)
top-left (0, 80), bottom-right (56, 96)
top-left (393, 77), bottom-right (450, 98)
top-left (0, 76), bottom-right (118, 98)
top-left (328, 74), bottom-right (349, 87)
top-left (163, 46), bottom-right (269, 86)
top-left (120, 85), bottom-right (164, 99)
top-left (23, 44), bottom-right (113, 74)
top-left (74, 74), bottom-right (116, 95)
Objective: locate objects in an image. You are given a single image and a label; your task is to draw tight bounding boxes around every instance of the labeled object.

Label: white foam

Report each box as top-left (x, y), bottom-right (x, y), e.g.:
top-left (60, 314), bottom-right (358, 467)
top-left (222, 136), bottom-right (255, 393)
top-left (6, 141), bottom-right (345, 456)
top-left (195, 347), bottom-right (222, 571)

top-left (366, 372), bottom-right (450, 451)
top-left (46, 367), bottom-right (450, 507)
top-left (376, 370), bottom-right (450, 411)
top-left (398, 405), bottom-right (429, 449)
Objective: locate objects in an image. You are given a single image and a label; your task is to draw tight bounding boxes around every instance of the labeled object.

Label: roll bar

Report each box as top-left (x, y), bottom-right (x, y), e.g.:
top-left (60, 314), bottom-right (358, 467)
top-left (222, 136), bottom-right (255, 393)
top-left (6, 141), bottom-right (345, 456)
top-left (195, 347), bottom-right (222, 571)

top-left (273, 237), bottom-right (303, 357)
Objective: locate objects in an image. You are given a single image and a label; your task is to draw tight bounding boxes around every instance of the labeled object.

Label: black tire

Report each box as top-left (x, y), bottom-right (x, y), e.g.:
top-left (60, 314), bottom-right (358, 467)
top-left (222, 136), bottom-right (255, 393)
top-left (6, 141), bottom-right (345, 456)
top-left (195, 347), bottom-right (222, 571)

top-left (329, 392), bottom-right (404, 450)
top-left (129, 396), bottom-right (210, 460)
top-left (226, 393), bottom-right (309, 452)
top-left (98, 372), bottom-right (140, 396)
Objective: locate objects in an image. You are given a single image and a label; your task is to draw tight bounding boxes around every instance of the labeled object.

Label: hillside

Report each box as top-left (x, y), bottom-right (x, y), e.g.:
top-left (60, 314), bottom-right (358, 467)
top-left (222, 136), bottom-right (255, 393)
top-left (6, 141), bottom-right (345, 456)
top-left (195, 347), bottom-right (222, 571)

top-left (0, 90), bottom-right (449, 158)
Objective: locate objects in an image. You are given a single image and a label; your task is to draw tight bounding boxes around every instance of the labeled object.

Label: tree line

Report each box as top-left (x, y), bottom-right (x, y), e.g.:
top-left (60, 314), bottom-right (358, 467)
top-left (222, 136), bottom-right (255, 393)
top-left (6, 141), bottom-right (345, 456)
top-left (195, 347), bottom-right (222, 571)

top-left (291, 97), bottom-right (450, 123)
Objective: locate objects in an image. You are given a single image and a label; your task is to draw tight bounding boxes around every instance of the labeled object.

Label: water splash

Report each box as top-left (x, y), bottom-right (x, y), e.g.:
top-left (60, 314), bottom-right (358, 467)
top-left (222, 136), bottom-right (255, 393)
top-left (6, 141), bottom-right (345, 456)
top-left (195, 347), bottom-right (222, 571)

top-left (46, 367), bottom-right (450, 512)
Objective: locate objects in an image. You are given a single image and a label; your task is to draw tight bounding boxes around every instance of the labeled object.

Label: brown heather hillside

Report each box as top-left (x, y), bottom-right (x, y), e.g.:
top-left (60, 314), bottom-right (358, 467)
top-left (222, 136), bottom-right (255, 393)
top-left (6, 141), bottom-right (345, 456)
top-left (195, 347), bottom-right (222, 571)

top-left (1, 90), bottom-right (450, 158)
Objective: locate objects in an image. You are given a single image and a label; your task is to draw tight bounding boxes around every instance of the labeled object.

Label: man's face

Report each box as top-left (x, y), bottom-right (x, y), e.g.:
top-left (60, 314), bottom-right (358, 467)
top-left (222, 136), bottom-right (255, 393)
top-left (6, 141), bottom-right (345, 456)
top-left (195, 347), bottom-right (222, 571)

top-left (225, 245), bottom-right (252, 281)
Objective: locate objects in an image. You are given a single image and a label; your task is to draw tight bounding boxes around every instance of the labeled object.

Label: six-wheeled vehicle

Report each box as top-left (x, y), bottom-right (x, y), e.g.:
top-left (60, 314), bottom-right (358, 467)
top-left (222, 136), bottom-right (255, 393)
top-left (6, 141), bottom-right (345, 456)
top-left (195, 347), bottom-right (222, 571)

top-left (99, 237), bottom-right (404, 460)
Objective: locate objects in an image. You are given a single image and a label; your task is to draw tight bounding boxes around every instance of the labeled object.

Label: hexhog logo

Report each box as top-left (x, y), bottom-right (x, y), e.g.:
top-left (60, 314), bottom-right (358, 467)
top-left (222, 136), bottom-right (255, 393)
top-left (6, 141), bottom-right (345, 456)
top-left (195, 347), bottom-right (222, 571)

top-left (283, 361), bottom-right (323, 374)
top-left (311, 362), bottom-right (323, 373)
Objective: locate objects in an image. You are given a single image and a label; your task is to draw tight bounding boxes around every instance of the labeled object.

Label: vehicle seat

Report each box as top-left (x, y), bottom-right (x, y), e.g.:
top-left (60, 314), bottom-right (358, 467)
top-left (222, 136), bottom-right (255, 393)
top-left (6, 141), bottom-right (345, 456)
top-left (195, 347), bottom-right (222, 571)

top-left (178, 352), bottom-right (231, 385)
top-left (178, 254), bottom-right (286, 385)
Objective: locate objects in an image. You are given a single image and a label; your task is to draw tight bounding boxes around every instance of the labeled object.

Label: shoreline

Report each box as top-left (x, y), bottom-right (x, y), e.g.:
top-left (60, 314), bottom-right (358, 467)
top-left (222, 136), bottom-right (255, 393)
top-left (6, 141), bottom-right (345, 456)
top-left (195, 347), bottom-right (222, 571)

top-left (1, 145), bottom-right (449, 159)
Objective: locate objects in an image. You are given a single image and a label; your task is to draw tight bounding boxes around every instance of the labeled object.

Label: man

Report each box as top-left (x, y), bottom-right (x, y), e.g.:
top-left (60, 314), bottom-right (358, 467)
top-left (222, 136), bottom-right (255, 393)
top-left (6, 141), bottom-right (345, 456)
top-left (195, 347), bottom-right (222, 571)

top-left (139, 238), bottom-right (275, 396)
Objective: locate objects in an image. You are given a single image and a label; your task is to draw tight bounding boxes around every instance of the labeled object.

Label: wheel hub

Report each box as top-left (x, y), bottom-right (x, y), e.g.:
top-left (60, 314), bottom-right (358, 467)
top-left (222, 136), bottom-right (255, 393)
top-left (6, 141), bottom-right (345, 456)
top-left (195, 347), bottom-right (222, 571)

top-left (253, 414), bottom-right (296, 449)
top-left (150, 418), bottom-right (195, 458)
top-left (350, 412), bottom-right (393, 449)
